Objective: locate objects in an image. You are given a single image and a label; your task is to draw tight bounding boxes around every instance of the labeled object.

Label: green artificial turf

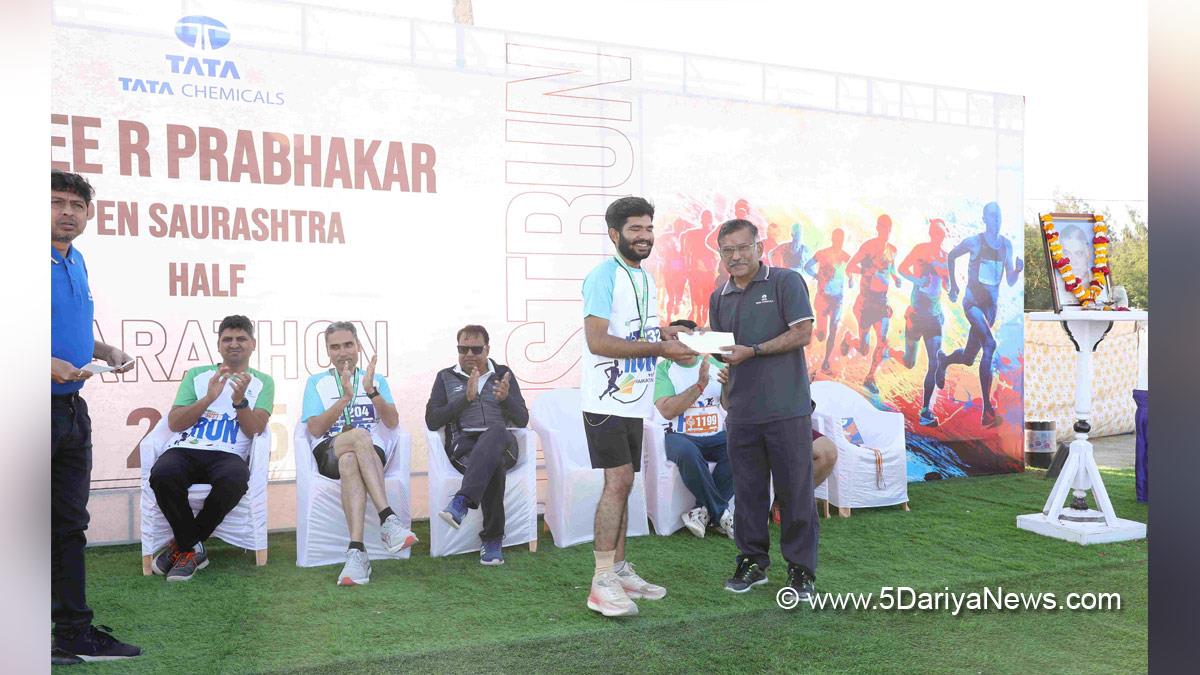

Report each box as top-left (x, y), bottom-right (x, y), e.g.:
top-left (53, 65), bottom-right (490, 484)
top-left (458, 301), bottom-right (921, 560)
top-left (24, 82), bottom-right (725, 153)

top-left (65, 470), bottom-right (1147, 673)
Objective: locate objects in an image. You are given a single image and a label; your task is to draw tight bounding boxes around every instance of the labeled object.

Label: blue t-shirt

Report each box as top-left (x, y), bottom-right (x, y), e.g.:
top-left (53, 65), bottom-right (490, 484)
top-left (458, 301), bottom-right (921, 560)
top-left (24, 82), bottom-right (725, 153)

top-left (301, 368), bottom-right (396, 450)
top-left (51, 246), bottom-right (95, 395)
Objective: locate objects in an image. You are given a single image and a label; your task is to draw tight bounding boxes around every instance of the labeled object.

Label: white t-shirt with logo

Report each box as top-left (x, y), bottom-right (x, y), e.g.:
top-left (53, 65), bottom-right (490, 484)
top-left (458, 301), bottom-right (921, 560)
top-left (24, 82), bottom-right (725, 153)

top-left (653, 356), bottom-right (727, 436)
top-left (170, 365), bottom-right (275, 459)
top-left (581, 256), bottom-right (660, 419)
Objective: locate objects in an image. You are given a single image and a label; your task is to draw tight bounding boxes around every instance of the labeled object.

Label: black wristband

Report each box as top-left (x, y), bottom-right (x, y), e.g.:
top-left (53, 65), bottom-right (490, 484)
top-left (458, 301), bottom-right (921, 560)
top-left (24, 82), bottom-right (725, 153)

top-left (752, 343), bottom-right (763, 357)
top-left (365, 388), bottom-right (381, 399)
top-left (232, 398), bottom-right (249, 410)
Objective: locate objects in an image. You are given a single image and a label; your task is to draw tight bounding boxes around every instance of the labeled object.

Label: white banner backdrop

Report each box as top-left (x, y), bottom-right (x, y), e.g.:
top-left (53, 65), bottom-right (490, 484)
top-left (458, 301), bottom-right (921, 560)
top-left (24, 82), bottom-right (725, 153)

top-left (52, 2), bottom-right (1023, 513)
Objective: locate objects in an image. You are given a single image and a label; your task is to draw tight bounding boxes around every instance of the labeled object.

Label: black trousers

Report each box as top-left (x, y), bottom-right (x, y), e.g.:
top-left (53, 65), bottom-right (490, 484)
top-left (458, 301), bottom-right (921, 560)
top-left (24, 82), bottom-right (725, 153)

top-left (449, 422), bottom-right (518, 542)
top-left (727, 415), bottom-right (819, 575)
top-left (149, 447), bottom-right (250, 551)
top-left (51, 393), bottom-right (94, 636)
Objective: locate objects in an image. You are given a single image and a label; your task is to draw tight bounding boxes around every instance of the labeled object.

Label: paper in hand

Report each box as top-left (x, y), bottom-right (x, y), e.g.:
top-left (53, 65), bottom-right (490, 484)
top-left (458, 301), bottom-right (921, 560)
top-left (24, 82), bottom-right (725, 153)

top-left (678, 330), bottom-right (737, 354)
top-left (83, 359), bottom-right (134, 375)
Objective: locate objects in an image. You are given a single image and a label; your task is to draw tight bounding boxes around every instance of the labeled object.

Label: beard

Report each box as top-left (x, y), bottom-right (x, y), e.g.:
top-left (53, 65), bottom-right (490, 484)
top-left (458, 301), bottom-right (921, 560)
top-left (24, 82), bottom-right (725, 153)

top-left (617, 231), bottom-right (652, 261)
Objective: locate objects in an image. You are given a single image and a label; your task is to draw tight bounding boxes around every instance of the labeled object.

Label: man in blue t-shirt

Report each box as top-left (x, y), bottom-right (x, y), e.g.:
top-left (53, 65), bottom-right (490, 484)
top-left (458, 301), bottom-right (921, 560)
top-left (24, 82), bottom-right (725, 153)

top-left (301, 322), bottom-right (416, 586)
top-left (49, 170), bottom-right (141, 664)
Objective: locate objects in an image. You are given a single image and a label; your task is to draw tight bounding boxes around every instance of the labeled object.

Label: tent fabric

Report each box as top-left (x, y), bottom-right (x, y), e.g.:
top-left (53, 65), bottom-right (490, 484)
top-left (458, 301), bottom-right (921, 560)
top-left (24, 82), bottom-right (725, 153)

top-left (425, 427), bottom-right (539, 557)
top-left (139, 419), bottom-right (270, 558)
top-left (529, 389), bottom-right (649, 548)
top-left (1025, 316), bottom-right (1141, 442)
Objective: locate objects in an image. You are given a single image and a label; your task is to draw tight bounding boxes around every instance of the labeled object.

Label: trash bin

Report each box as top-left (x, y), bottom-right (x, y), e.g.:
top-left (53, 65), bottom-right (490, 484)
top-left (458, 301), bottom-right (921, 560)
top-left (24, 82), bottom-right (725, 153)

top-left (1133, 389), bottom-right (1148, 502)
top-left (1024, 421), bottom-right (1056, 469)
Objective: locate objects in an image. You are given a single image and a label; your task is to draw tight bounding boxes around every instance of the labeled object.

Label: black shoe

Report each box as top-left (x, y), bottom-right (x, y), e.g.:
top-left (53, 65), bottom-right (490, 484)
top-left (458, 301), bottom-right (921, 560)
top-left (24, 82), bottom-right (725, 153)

top-left (51, 646), bottom-right (83, 665)
top-left (53, 625), bottom-right (141, 662)
top-left (724, 557), bottom-right (768, 593)
top-left (785, 564), bottom-right (815, 603)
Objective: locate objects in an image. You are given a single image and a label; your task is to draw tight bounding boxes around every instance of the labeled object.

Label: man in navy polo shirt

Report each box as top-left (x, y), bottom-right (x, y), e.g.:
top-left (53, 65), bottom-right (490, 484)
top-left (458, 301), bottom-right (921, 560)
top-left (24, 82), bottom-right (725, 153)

top-left (709, 218), bottom-right (820, 604)
top-left (50, 170), bottom-right (141, 664)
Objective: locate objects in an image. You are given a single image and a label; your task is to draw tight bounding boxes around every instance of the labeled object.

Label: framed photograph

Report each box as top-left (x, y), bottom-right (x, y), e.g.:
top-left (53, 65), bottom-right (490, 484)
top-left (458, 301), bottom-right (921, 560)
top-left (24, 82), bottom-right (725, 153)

top-left (1039, 212), bottom-right (1112, 312)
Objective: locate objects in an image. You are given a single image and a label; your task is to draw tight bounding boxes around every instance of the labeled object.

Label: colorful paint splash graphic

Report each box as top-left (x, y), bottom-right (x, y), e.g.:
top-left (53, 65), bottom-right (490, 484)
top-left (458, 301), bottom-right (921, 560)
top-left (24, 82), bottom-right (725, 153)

top-left (646, 195), bottom-right (1025, 481)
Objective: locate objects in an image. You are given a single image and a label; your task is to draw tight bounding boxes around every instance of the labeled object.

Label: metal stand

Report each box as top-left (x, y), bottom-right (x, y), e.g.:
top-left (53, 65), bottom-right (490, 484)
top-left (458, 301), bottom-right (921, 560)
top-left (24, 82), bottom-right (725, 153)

top-left (1016, 311), bottom-right (1147, 544)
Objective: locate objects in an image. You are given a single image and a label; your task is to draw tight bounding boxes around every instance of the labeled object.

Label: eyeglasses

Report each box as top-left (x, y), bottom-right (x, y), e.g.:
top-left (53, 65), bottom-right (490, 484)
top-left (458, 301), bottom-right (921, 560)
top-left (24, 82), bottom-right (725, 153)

top-left (457, 345), bottom-right (486, 355)
top-left (719, 242), bottom-right (758, 258)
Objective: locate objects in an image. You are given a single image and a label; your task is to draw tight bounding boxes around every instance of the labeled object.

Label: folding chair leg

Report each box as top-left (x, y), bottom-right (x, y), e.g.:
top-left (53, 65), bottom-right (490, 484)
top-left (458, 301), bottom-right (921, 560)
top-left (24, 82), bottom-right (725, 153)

top-left (902, 502), bottom-right (910, 512)
top-left (142, 555), bottom-right (154, 576)
top-left (838, 506), bottom-right (852, 518)
top-left (255, 549), bottom-right (268, 566)
top-left (821, 499), bottom-right (830, 519)
top-left (528, 539), bottom-right (537, 553)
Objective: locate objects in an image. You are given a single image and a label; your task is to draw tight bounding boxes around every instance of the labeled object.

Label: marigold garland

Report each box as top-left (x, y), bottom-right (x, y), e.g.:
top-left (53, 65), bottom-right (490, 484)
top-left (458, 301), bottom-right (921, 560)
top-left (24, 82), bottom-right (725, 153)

top-left (1040, 214), bottom-right (1111, 309)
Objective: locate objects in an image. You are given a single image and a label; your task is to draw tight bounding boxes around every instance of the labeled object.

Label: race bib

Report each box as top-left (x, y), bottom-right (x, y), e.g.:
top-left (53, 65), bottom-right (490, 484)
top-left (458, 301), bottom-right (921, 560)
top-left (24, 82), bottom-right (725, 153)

top-left (684, 412), bottom-right (720, 435)
top-left (979, 259), bottom-right (1004, 285)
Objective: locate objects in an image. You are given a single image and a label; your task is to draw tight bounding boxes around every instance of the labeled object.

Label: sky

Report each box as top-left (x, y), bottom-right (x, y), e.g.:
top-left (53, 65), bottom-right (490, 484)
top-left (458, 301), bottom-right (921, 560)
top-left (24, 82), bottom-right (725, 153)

top-left (374, 0), bottom-right (1149, 225)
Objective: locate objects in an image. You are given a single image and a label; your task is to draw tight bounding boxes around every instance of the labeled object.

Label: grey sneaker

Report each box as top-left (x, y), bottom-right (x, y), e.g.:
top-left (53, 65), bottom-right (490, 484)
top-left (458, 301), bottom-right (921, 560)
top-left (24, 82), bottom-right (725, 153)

top-left (718, 507), bottom-right (736, 540)
top-left (380, 514), bottom-right (418, 554)
top-left (682, 506), bottom-right (709, 538)
top-left (587, 571), bottom-right (639, 617)
top-left (337, 548), bottom-right (371, 586)
top-left (615, 561), bottom-right (667, 600)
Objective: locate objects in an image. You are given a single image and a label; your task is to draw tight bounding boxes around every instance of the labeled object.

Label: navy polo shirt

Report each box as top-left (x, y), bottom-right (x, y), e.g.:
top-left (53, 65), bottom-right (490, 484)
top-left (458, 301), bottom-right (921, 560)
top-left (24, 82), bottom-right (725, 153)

top-left (51, 245), bottom-right (95, 395)
top-left (709, 264), bottom-right (815, 424)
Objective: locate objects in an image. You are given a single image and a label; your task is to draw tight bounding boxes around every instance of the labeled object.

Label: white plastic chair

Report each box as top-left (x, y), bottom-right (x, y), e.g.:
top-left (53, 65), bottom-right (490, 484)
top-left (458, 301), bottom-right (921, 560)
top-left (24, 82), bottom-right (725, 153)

top-left (294, 423), bottom-right (412, 567)
top-left (425, 427), bottom-right (539, 557)
top-left (139, 419), bottom-right (270, 574)
top-left (811, 380), bottom-right (909, 516)
top-left (643, 421), bottom-right (693, 535)
top-left (529, 389), bottom-right (650, 548)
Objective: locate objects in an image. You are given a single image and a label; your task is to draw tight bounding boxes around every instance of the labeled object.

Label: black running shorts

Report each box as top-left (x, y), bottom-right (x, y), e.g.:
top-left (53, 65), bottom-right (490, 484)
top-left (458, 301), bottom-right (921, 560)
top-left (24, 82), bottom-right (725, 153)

top-left (582, 412), bottom-right (643, 471)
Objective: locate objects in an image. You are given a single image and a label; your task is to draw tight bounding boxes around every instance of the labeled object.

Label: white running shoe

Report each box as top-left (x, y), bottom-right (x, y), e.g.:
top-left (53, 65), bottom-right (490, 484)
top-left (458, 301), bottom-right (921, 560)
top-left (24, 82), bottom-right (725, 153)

top-left (682, 506), bottom-right (709, 538)
top-left (337, 549), bottom-right (371, 586)
top-left (380, 515), bottom-right (418, 554)
top-left (718, 507), bottom-right (736, 540)
top-left (587, 572), bottom-right (639, 617)
top-left (615, 561), bottom-right (667, 600)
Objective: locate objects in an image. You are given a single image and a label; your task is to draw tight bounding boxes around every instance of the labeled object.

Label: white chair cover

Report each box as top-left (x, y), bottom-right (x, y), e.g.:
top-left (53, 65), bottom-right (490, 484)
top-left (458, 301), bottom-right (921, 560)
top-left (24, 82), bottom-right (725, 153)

top-left (425, 427), bottom-right (539, 557)
top-left (294, 422), bottom-right (412, 567)
top-left (529, 389), bottom-right (649, 548)
top-left (811, 380), bottom-right (909, 509)
top-left (139, 418), bottom-right (270, 558)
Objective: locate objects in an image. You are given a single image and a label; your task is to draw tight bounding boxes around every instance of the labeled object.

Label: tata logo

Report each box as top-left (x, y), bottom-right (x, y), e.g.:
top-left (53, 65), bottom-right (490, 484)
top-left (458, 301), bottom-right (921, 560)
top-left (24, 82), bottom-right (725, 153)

top-left (175, 16), bottom-right (231, 50)
top-left (755, 293), bottom-right (775, 305)
top-left (167, 15), bottom-right (241, 79)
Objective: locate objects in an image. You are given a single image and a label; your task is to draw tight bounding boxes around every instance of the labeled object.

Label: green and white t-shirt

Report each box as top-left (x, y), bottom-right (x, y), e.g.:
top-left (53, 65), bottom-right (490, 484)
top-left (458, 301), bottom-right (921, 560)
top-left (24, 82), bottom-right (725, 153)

top-left (170, 365), bottom-right (275, 459)
top-left (581, 256), bottom-right (660, 418)
top-left (653, 356), bottom-right (726, 436)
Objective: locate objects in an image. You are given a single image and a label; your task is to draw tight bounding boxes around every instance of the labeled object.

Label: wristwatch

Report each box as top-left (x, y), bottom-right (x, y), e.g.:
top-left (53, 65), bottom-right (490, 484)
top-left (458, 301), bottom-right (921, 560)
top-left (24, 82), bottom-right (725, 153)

top-left (365, 388), bottom-right (381, 399)
top-left (232, 398), bottom-right (249, 410)
top-left (752, 343), bottom-right (763, 357)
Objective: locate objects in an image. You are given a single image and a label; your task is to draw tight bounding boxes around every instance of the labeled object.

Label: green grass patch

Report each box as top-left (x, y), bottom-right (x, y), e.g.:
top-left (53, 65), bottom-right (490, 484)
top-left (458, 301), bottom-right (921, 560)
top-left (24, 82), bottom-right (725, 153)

top-left (68, 470), bottom-right (1146, 673)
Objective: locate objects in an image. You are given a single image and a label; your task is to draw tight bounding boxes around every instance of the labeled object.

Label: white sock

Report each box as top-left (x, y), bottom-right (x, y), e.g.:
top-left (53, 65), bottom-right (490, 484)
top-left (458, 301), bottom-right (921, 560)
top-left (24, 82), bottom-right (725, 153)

top-left (613, 560), bottom-right (627, 574)
top-left (193, 541), bottom-right (205, 554)
top-left (594, 550), bottom-right (615, 576)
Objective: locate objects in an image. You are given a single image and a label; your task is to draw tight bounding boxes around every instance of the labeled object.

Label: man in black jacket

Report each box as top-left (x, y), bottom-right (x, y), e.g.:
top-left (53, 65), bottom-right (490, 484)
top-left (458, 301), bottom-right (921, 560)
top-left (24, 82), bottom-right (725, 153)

top-left (425, 324), bottom-right (529, 565)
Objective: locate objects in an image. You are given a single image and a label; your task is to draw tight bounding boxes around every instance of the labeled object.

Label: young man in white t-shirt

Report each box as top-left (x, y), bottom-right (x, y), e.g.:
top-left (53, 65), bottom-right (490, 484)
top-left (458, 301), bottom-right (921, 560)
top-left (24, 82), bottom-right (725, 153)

top-left (653, 319), bottom-right (735, 540)
top-left (149, 315), bottom-right (274, 582)
top-left (302, 321), bottom-right (417, 586)
top-left (580, 196), bottom-right (697, 617)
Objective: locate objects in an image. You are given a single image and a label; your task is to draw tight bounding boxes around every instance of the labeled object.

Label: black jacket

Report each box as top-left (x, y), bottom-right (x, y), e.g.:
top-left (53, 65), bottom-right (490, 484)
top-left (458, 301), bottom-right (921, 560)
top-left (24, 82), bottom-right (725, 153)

top-left (425, 360), bottom-right (529, 449)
